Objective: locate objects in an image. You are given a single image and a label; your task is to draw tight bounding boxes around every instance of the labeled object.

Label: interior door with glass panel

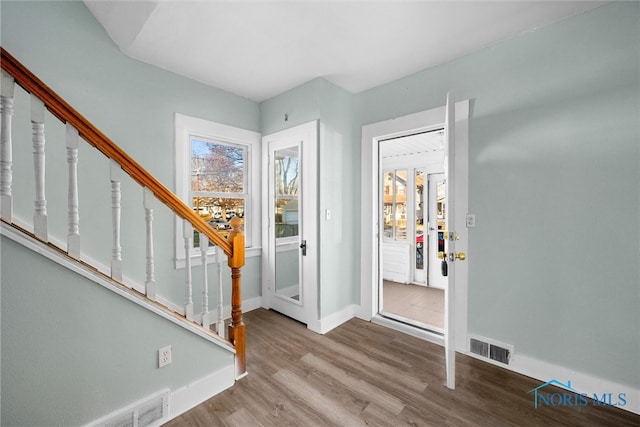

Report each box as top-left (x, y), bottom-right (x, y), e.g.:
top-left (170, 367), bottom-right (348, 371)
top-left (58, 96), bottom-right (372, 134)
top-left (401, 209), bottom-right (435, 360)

top-left (264, 121), bottom-right (318, 326)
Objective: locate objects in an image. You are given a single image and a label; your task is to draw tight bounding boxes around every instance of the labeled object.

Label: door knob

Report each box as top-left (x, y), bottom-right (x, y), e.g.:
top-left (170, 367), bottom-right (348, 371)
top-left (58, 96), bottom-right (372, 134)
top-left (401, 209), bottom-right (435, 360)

top-left (455, 252), bottom-right (466, 261)
top-left (300, 240), bottom-right (307, 256)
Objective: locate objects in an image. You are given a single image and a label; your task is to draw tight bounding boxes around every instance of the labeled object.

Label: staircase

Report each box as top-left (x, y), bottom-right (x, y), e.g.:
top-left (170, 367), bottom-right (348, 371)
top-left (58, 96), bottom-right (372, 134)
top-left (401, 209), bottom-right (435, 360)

top-left (1, 47), bottom-right (247, 424)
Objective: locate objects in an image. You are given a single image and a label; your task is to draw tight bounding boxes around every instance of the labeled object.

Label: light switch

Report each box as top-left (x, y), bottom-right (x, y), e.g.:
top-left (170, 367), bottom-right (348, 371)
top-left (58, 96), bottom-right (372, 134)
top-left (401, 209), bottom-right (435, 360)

top-left (466, 214), bottom-right (476, 228)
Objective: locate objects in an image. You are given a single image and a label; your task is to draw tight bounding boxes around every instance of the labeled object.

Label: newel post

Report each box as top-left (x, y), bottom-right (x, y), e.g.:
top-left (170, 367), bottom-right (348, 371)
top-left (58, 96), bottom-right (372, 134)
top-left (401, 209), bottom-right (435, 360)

top-left (226, 216), bottom-right (246, 376)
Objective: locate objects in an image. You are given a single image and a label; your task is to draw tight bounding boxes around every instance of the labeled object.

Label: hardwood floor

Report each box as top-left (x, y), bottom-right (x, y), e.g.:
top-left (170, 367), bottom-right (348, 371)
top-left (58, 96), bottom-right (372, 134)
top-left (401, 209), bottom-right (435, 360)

top-left (165, 309), bottom-right (639, 426)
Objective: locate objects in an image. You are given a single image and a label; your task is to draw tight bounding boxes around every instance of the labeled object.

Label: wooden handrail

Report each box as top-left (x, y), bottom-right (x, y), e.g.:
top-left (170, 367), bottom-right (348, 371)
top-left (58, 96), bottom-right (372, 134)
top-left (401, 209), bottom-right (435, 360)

top-left (2, 46), bottom-right (246, 375)
top-left (0, 47), bottom-right (233, 257)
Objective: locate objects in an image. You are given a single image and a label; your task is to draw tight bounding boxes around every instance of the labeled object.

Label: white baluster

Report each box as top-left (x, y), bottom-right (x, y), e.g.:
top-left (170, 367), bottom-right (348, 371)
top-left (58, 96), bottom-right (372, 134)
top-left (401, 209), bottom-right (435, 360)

top-left (66, 124), bottom-right (80, 259)
top-left (31, 95), bottom-right (47, 241)
top-left (200, 232), bottom-right (210, 327)
top-left (0, 70), bottom-right (14, 221)
top-left (110, 159), bottom-right (122, 281)
top-left (183, 220), bottom-right (194, 321)
top-left (215, 246), bottom-right (225, 338)
top-left (144, 188), bottom-right (156, 299)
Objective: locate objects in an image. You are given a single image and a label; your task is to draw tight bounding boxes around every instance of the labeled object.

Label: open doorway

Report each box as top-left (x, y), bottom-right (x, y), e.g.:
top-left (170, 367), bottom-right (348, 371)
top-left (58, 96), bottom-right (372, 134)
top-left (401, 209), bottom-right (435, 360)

top-left (378, 130), bottom-right (446, 332)
top-left (360, 99), bottom-right (470, 389)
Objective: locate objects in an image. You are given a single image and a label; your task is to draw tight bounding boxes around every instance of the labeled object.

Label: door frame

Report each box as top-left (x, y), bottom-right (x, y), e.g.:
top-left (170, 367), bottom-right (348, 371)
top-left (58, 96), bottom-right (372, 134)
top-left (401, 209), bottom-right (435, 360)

top-left (262, 121), bottom-right (319, 330)
top-left (359, 100), bottom-right (469, 352)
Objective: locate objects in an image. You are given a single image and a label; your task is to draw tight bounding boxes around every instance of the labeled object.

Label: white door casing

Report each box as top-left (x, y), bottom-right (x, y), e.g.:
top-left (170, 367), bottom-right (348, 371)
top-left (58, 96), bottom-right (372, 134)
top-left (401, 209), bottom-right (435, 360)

top-left (359, 100), bottom-right (470, 354)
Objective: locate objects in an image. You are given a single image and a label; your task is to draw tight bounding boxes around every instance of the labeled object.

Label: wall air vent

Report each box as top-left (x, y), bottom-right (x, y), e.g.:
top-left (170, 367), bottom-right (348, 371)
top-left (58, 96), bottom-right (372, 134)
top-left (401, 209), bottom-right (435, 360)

top-left (489, 344), bottom-right (511, 365)
top-left (470, 338), bottom-right (489, 358)
top-left (91, 390), bottom-right (169, 427)
top-left (468, 335), bottom-right (513, 365)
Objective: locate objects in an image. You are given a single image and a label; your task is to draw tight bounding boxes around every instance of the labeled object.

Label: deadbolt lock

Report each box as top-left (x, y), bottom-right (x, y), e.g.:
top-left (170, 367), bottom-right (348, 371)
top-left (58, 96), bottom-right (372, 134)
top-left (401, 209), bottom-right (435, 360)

top-left (443, 231), bottom-right (460, 241)
top-left (438, 251), bottom-right (466, 261)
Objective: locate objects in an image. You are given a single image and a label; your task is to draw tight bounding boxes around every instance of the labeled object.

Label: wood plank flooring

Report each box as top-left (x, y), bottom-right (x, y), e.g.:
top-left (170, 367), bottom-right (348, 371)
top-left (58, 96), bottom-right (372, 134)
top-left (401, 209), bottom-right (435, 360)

top-left (164, 309), bottom-right (639, 426)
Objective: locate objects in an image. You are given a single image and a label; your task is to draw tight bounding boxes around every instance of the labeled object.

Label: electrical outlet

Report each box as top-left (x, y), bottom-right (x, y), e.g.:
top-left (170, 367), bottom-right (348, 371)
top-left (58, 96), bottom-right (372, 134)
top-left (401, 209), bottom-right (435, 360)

top-left (158, 345), bottom-right (172, 368)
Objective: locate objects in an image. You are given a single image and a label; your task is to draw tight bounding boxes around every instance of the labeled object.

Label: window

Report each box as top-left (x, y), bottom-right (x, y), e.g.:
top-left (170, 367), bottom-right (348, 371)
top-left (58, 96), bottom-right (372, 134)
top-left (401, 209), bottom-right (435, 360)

top-left (175, 113), bottom-right (261, 267)
top-left (383, 169), bottom-right (408, 240)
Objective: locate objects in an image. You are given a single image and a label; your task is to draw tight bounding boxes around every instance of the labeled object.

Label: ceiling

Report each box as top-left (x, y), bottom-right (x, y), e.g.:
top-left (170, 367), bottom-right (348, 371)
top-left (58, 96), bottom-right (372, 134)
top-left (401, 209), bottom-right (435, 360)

top-left (84, 1), bottom-right (606, 103)
top-left (380, 129), bottom-right (444, 160)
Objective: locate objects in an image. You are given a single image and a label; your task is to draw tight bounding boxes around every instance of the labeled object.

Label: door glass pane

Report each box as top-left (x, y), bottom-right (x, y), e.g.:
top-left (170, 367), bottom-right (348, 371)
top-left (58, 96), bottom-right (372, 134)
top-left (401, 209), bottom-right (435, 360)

top-left (395, 170), bottom-right (407, 240)
top-left (415, 170), bottom-right (425, 270)
top-left (274, 146), bottom-right (301, 301)
top-left (383, 171), bottom-right (394, 238)
top-left (437, 178), bottom-right (446, 252)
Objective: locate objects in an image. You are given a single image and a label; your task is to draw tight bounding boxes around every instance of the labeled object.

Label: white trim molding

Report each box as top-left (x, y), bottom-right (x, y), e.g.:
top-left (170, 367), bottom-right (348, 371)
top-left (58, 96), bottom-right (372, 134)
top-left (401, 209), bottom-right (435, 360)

top-left (168, 364), bottom-right (236, 421)
top-left (316, 304), bottom-right (360, 335)
top-left (174, 113), bottom-right (261, 269)
top-left (359, 100), bottom-right (470, 353)
top-left (472, 350), bottom-right (640, 416)
top-left (1, 221), bottom-right (234, 353)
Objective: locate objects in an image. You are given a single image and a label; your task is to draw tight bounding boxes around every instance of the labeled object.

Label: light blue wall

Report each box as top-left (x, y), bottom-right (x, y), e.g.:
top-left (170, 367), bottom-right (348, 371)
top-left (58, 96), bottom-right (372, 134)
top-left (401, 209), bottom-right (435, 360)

top-left (261, 79), bottom-right (358, 319)
top-left (1, 2), bottom-right (261, 423)
top-left (1, 1), bottom-right (262, 307)
top-left (2, 2), bottom-right (639, 422)
top-left (317, 79), bottom-right (358, 316)
top-left (354, 2), bottom-right (639, 388)
top-left (1, 236), bottom-right (234, 426)
top-left (260, 79), bottom-right (321, 135)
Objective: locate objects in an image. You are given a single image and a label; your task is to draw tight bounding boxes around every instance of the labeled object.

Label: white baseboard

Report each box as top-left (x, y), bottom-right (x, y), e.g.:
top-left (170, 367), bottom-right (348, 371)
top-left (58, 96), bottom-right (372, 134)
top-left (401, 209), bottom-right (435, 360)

top-left (315, 304), bottom-right (359, 334)
top-left (168, 364), bottom-right (236, 421)
top-left (463, 349), bottom-right (640, 416)
top-left (87, 364), bottom-right (236, 427)
top-left (242, 296), bottom-right (263, 313)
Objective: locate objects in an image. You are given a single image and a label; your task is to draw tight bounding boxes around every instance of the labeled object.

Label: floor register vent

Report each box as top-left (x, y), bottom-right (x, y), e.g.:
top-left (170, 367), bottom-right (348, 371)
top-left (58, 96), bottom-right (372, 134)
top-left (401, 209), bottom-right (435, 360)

top-left (90, 390), bottom-right (169, 427)
top-left (469, 336), bottom-right (512, 365)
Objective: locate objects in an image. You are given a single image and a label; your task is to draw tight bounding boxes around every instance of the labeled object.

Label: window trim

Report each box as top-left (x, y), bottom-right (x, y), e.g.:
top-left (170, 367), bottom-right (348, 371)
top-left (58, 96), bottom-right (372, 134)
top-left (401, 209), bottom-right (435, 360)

top-left (174, 113), bottom-right (261, 268)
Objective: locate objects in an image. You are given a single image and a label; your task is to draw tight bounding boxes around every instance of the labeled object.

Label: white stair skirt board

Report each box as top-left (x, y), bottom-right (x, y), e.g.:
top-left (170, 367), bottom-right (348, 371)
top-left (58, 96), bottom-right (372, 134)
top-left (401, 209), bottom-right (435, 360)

top-left (0, 222), bottom-right (234, 353)
top-left (159, 295), bottom-right (263, 329)
top-left (6, 214), bottom-right (147, 295)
